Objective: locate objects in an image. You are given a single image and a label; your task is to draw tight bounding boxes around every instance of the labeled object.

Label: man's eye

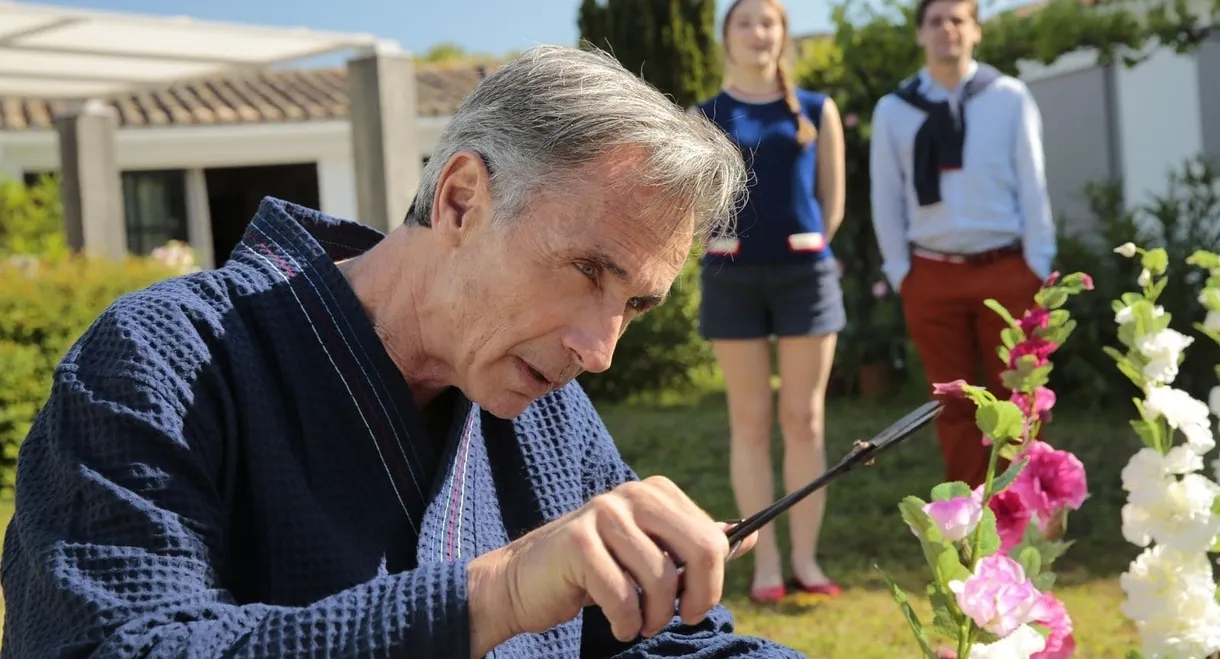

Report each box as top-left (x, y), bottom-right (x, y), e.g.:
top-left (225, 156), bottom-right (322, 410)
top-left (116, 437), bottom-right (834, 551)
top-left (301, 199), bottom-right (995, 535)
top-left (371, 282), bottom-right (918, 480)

top-left (576, 262), bottom-right (598, 278)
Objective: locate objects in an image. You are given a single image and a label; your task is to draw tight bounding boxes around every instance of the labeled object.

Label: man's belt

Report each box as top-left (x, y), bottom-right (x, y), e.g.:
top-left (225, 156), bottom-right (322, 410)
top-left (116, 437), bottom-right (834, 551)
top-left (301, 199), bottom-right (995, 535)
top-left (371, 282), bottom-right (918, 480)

top-left (910, 241), bottom-right (1022, 265)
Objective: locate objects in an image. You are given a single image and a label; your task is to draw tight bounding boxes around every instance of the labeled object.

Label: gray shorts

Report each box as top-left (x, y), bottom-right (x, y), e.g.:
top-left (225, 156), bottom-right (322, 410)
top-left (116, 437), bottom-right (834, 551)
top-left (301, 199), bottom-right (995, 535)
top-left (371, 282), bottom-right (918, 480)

top-left (698, 258), bottom-right (846, 340)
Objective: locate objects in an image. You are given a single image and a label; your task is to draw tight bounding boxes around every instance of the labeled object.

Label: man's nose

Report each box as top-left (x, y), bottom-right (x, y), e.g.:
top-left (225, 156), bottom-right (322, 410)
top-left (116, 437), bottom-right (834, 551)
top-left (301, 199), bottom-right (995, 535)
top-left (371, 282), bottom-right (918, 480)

top-left (562, 314), bottom-right (623, 375)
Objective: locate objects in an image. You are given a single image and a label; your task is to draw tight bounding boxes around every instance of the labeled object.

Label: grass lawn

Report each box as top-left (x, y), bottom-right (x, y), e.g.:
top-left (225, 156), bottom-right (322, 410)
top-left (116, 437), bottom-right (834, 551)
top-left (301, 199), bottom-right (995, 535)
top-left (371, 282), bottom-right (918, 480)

top-left (0, 382), bottom-right (1144, 656)
top-left (595, 381), bottom-right (1145, 658)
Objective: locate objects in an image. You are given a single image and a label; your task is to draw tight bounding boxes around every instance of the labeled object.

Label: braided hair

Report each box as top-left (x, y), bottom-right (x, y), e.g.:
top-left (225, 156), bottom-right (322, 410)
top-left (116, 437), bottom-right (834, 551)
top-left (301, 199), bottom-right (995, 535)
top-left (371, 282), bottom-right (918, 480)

top-left (723, 0), bottom-right (816, 147)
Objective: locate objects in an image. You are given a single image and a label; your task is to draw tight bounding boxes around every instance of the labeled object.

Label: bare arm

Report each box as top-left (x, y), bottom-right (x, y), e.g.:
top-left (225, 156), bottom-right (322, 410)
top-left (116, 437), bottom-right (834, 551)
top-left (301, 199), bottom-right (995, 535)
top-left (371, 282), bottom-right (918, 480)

top-left (816, 97), bottom-right (847, 241)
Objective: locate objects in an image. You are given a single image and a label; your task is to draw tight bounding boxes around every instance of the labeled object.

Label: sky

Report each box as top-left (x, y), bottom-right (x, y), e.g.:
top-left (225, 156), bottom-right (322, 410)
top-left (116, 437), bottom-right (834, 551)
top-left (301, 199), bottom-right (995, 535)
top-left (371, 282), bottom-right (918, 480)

top-left (30, 0), bottom-right (833, 59)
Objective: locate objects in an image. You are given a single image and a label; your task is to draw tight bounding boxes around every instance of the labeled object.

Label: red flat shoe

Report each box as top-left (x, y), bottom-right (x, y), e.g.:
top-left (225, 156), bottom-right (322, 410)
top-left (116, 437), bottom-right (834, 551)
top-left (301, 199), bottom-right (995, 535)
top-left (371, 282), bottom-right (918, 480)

top-left (748, 583), bottom-right (787, 604)
top-left (789, 577), bottom-right (843, 597)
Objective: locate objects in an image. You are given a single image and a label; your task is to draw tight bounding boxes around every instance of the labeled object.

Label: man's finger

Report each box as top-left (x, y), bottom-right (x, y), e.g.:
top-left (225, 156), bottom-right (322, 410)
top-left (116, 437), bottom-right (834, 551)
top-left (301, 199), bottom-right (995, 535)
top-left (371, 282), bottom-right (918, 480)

top-left (719, 521), bottom-right (758, 559)
top-left (598, 512), bottom-right (680, 638)
top-left (580, 529), bottom-right (644, 642)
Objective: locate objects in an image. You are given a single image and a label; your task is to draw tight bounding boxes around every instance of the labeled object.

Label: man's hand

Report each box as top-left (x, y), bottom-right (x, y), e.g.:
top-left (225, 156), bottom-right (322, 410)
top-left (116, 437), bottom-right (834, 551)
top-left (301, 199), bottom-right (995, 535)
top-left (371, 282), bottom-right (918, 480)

top-left (467, 475), bottom-right (756, 656)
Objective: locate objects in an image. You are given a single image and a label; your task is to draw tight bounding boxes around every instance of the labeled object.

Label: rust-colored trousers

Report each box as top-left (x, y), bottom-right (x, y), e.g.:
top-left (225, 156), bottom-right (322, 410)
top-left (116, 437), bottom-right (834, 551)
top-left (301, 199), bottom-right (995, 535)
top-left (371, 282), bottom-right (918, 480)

top-left (900, 250), bottom-right (1043, 488)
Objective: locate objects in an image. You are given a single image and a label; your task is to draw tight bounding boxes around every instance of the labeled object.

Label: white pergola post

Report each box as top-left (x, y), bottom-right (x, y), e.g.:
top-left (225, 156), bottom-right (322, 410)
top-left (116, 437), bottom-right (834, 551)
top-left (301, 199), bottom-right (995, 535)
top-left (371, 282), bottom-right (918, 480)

top-left (53, 99), bottom-right (127, 260)
top-left (347, 43), bottom-right (420, 234)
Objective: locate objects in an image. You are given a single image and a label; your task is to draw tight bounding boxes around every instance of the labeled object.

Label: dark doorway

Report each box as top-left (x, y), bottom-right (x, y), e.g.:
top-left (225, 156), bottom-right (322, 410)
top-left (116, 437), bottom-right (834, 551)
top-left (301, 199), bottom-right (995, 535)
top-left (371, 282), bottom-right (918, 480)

top-left (205, 162), bottom-right (320, 262)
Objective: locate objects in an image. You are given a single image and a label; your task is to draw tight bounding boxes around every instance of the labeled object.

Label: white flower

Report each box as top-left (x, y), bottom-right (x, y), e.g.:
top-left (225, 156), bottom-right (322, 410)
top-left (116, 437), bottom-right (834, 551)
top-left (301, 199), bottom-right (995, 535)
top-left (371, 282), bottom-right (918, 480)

top-left (1114, 242), bottom-right (1138, 257)
top-left (1137, 330), bottom-right (1195, 385)
top-left (1206, 310), bottom-right (1220, 334)
top-left (1123, 447), bottom-right (1204, 493)
top-left (1115, 303), bottom-right (1166, 326)
top-left (1210, 386), bottom-right (1220, 417)
top-left (1143, 386), bottom-right (1214, 453)
top-left (967, 624), bottom-right (1046, 659)
top-left (1139, 268), bottom-right (1152, 286)
top-left (1121, 473), bottom-right (1220, 552)
top-left (1121, 545), bottom-right (1220, 658)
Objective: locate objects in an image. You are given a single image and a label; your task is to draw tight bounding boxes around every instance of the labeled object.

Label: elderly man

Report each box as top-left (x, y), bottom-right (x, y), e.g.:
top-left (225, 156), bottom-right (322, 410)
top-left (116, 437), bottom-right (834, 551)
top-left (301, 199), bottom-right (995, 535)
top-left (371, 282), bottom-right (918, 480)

top-left (0, 46), bottom-right (799, 659)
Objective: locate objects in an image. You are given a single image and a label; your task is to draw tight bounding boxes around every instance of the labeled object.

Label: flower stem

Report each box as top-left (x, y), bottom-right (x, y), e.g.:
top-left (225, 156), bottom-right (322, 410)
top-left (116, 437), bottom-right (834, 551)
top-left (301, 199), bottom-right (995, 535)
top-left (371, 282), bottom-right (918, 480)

top-left (957, 427), bottom-right (1007, 659)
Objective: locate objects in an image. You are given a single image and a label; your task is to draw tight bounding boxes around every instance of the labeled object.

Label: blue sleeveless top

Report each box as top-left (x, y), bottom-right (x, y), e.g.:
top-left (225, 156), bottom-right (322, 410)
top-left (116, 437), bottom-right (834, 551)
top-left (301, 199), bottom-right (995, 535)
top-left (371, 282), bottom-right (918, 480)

top-left (695, 88), bottom-right (832, 266)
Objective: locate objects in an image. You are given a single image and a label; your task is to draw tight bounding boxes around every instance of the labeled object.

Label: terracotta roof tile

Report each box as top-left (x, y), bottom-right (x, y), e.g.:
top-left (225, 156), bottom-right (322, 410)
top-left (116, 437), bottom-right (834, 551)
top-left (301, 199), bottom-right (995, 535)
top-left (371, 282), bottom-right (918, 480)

top-left (0, 62), bottom-right (497, 132)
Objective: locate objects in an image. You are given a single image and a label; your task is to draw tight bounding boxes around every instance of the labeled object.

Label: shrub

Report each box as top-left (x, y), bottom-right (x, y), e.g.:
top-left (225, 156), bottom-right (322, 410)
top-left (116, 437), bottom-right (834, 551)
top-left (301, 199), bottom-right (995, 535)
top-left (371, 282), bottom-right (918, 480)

top-left (1052, 156), bottom-right (1220, 410)
top-left (0, 175), bottom-right (185, 498)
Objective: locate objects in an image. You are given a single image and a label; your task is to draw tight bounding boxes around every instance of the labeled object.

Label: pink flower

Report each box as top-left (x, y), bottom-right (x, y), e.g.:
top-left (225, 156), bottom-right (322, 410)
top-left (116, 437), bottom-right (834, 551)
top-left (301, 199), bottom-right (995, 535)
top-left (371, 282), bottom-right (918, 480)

top-left (978, 485), bottom-right (1033, 554)
top-left (923, 496), bottom-right (983, 542)
top-left (1030, 592), bottom-right (1076, 659)
top-left (1018, 307), bottom-right (1051, 335)
top-left (1079, 273), bottom-right (1094, 290)
top-left (947, 555), bottom-right (1042, 637)
top-left (1043, 272), bottom-right (1060, 287)
top-left (1011, 387), bottom-right (1056, 423)
top-left (933, 379), bottom-right (969, 398)
top-left (843, 113), bottom-right (860, 128)
top-left (1008, 336), bottom-right (1058, 368)
top-left (1010, 440), bottom-right (1088, 525)
top-left (872, 280), bottom-right (889, 298)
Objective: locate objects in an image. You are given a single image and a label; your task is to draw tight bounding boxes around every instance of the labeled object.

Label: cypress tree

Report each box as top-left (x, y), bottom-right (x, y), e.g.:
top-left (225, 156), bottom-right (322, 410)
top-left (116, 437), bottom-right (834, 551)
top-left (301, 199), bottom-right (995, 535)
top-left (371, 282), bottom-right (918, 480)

top-left (577, 0), bottom-right (720, 109)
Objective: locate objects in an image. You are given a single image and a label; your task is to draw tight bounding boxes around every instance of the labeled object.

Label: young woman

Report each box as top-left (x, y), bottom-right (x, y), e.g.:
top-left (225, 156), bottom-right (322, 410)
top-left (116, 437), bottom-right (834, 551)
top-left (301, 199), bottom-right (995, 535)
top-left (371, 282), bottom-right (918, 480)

top-left (692, 0), bottom-right (847, 603)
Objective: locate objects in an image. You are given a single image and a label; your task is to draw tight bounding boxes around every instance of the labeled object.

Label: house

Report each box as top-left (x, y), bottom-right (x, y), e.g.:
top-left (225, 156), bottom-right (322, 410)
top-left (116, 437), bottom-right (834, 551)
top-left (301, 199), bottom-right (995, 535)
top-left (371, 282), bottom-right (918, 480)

top-left (0, 61), bottom-right (493, 269)
top-left (0, 1), bottom-right (493, 269)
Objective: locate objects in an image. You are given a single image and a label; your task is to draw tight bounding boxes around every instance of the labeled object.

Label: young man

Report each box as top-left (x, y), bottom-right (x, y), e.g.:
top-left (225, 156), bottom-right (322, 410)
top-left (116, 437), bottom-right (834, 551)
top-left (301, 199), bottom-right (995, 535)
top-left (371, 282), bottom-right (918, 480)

top-left (868, 0), bottom-right (1056, 487)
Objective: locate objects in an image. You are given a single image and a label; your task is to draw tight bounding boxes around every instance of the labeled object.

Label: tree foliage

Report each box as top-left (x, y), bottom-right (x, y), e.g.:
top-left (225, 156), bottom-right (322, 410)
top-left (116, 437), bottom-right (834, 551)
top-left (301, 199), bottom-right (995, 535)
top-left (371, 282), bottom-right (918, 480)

top-left (795, 0), bottom-right (1219, 385)
top-left (577, 0), bottom-right (722, 108)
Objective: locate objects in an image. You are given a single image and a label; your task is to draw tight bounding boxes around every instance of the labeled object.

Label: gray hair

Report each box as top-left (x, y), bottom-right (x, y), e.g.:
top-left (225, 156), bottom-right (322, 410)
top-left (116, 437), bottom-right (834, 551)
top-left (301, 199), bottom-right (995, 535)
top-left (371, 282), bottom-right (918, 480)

top-left (407, 44), bottom-right (745, 242)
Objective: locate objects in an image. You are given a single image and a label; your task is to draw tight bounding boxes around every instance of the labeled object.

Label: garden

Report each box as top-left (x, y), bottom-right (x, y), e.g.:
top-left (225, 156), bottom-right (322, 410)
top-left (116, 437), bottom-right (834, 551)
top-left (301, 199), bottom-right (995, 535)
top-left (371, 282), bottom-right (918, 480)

top-left (5, 154), bottom-right (1220, 659)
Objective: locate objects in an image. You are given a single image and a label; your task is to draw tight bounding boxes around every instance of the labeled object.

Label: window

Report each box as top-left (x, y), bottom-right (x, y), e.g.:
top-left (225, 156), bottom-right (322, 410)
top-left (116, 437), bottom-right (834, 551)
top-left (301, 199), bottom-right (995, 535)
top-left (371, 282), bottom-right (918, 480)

top-left (122, 169), bottom-right (188, 256)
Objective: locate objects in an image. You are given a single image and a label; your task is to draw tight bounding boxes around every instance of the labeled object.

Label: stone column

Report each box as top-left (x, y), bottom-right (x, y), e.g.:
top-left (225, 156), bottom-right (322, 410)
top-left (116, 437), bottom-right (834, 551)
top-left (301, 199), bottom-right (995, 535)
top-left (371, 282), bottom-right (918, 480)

top-left (346, 42), bottom-right (419, 234)
top-left (53, 99), bottom-right (126, 260)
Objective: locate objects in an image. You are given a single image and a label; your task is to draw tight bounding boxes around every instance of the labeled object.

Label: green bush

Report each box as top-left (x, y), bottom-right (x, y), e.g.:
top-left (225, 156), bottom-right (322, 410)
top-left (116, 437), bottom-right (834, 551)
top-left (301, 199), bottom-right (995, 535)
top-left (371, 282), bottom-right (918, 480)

top-left (577, 255), bottom-right (715, 404)
top-left (1051, 156), bottom-right (1220, 409)
top-left (0, 175), bottom-right (182, 499)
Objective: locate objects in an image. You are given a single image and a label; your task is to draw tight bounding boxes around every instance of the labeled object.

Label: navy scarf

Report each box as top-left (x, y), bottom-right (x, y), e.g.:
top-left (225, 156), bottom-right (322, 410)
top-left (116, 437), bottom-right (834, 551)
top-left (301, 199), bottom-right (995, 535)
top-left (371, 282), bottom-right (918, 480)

top-left (894, 63), bottom-right (1001, 207)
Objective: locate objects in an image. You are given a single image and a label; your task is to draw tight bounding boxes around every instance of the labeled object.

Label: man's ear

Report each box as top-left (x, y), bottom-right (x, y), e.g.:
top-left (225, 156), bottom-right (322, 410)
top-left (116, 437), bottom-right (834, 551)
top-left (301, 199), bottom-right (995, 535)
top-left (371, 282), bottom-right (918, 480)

top-left (431, 151), bottom-right (494, 248)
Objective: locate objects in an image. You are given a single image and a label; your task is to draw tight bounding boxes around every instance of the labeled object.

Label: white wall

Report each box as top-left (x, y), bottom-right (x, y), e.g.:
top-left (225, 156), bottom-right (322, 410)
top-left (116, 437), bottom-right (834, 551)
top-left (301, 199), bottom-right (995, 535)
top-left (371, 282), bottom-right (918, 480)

top-left (1115, 47), bottom-right (1204, 211)
top-left (317, 157), bottom-right (358, 220)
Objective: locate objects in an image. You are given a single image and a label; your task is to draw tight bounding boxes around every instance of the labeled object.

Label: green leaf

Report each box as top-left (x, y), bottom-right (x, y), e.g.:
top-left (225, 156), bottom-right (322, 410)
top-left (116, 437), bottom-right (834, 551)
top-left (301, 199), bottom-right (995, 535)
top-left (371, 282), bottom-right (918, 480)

top-left (877, 566), bottom-right (939, 659)
top-left (1036, 287), bottom-right (1069, 309)
top-left (1125, 650), bottom-right (1146, 659)
top-left (1000, 368), bottom-right (1024, 391)
top-left (1120, 292), bottom-right (1144, 306)
top-left (1016, 545), bottom-right (1041, 579)
top-left (1130, 419), bottom-right (1163, 451)
top-left (934, 542), bottom-right (972, 584)
top-left (1033, 571), bottom-right (1057, 591)
top-left (975, 401), bottom-right (1025, 442)
top-left (998, 441), bottom-right (1023, 461)
top-left (1141, 247), bottom-right (1169, 275)
top-left (974, 508), bottom-right (1001, 559)
top-left (984, 298), bottom-right (1020, 329)
top-left (991, 458), bottom-right (1028, 493)
top-left (931, 482), bottom-right (973, 502)
top-left (1000, 326), bottom-right (1022, 349)
top-left (927, 583), bottom-right (962, 642)
top-left (899, 496), bottom-right (933, 538)
top-left (1187, 249), bottom-right (1220, 270)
